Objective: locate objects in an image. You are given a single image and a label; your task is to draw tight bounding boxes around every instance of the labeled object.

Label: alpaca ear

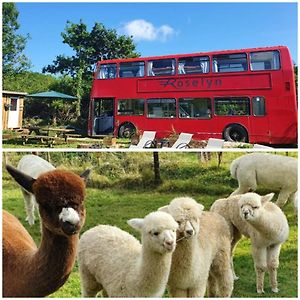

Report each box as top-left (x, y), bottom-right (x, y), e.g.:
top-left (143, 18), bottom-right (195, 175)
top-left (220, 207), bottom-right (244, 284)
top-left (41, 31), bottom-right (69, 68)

top-left (127, 218), bottom-right (144, 232)
top-left (158, 205), bottom-right (169, 213)
top-left (196, 203), bottom-right (204, 216)
top-left (6, 164), bottom-right (36, 193)
top-left (261, 193), bottom-right (275, 205)
top-left (80, 169), bottom-right (91, 185)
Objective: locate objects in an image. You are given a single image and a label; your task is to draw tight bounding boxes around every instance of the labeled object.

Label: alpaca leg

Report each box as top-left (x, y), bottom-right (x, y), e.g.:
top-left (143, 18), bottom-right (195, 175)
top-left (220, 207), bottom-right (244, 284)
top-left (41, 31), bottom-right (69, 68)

top-left (267, 244), bottom-right (281, 293)
top-left (207, 273), bottom-right (218, 297)
top-left (231, 170), bottom-right (257, 196)
top-left (209, 250), bottom-right (234, 297)
top-left (276, 190), bottom-right (291, 207)
top-left (252, 246), bottom-right (267, 294)
top-left (79, 265), bottom-right (101, 297)
top-left (22, 189), bottom-right (36, 226)
top-left (168, 287), bottom-right (188, 297)
top-left (188, 287), bottom-right (206, 298)
top-left (231, 229), bottom-right (242, 280)
top-left (230, 185), bottom-right (250, 196)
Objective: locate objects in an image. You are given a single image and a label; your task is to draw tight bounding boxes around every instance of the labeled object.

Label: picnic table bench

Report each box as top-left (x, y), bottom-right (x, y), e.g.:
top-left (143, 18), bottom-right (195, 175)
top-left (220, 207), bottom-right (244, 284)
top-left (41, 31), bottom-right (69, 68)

top-left (21, 126), bottom-right (78, 145)
top-left (21, 134), bottom-right (58, 147)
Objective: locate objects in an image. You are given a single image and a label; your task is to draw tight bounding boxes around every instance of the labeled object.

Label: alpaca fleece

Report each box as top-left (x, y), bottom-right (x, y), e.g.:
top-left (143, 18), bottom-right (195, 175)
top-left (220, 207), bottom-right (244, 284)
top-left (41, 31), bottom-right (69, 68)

top-left (211, 192), bottom-right (289, 294)
top-left (78, 211), bottom-right (178, 297)
top-left (159, 197), bottom-right (234, 297)
top-left (230, 153), bottom-right (297, 207)
top-left (3, 167), bottom-right (88, 297)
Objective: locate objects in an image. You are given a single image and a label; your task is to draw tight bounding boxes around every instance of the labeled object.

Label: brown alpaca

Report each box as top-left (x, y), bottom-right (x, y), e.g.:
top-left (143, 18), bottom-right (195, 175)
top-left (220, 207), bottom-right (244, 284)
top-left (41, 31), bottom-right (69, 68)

top-left (3, 165), bottom-right (90, 297)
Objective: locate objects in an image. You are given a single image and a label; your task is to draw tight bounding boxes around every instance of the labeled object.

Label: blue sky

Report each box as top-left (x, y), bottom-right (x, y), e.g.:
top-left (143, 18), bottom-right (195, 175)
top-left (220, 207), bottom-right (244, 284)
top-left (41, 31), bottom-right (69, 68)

top-left (15, 2), bottom-right (298, 73)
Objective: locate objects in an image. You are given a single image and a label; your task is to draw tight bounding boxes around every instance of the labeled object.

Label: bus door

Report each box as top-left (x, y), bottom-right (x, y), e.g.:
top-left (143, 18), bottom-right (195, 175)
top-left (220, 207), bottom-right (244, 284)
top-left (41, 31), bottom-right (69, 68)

top-left (249, 96), bottom-right (270, 143)
top-left (93, 98), bottom-right (114, 135)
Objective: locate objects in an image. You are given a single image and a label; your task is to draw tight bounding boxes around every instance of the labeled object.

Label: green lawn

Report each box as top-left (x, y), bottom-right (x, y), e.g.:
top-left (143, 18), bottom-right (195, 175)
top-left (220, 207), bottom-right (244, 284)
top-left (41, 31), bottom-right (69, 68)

top-left (2, 152), bottom-right (298, 297)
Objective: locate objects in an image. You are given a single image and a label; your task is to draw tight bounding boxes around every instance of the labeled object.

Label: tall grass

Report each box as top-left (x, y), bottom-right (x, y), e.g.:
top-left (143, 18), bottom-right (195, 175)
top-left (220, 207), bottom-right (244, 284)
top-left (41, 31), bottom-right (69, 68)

top-left (2, 151), bottom-right (297, 297)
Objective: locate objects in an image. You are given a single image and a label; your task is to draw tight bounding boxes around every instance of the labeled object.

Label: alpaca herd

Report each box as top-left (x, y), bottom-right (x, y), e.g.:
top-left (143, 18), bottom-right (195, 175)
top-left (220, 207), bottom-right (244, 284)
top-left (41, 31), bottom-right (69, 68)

top-left (2, 153), bottom-right (297, 297)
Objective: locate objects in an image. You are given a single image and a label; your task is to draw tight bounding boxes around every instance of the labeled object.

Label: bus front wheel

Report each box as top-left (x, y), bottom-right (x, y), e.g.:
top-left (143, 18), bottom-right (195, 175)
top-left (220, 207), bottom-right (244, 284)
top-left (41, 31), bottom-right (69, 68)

top-left (223, 124), bottom-right (248, 143)
top-left (118, 123), bottom-right (136, 138)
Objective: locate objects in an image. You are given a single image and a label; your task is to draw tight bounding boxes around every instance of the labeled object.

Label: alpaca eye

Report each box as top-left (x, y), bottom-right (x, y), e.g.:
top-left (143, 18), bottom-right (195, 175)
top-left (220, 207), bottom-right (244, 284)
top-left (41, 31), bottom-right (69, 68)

top-left (153, 232), bottom-right (159, 236)
top-left (253, 206), bottom-right (259, 209)
top-left (72, 204), bottom-right (79, 210)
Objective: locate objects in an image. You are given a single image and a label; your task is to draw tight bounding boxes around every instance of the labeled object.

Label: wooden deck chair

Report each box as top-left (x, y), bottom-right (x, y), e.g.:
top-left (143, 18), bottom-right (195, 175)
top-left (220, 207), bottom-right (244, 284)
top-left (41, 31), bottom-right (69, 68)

top-left (205, 138), bottom-right (225, 149)
top-left (253, 144), bottom-right (274, 149)
top-left (168, 133), bottom-right (193, 149)
top-left (129, 131), bottom-right (156, 149)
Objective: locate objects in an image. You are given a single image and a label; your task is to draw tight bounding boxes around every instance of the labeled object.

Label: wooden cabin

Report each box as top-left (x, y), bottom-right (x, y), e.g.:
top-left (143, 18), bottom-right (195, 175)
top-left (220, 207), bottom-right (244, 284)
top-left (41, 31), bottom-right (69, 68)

top-left (2, 90), bottom-right (27, 129)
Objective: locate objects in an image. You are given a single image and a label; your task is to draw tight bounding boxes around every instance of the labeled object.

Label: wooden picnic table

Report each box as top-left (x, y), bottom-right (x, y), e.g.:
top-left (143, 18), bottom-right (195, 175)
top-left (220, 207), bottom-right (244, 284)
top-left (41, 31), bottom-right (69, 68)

top-left (22, 126), bottom-right (78, 145)
top-left (44, 128), bottom-right (76, 141)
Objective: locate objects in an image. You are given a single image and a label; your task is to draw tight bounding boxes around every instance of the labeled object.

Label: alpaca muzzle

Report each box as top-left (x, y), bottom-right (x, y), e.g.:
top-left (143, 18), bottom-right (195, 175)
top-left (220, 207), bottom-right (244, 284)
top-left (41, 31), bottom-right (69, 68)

top-left (62, 221), bottom-right (79, 235)
top-left (59, 207), bottom-right (81, 235)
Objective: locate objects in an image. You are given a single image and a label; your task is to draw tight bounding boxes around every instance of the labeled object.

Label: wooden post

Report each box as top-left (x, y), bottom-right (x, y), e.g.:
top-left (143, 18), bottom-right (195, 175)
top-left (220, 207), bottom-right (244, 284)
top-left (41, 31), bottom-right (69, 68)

top-left (153, 152), bottom-right (162, 185)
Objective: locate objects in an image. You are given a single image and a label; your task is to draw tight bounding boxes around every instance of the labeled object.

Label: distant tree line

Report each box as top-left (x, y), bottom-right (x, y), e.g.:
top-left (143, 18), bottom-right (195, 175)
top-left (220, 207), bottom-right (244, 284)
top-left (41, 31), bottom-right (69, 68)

top-left (2, 3), bottom-right (138, 130)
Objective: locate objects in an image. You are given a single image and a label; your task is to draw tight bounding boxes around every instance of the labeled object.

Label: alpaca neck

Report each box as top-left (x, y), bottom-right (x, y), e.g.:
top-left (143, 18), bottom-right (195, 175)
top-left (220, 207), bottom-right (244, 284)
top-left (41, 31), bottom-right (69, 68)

top-left (247, 210), bottom-right (274, 236)
top-left (23, 225), bottom-right (78, 297)
top-left (174, 235), bottom-right (198, 268)
top-left (135, 247), bottom-right (172, 296)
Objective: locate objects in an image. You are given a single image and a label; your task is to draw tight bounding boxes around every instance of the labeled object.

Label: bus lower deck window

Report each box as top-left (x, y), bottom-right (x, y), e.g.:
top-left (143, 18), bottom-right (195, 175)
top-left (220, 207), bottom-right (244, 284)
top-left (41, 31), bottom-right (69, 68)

top-left (215, 97), bottom-right (250, 116)
top-left (179, 98), bottom-right (212, 118)
top-left (147, 98), bottom-right (176, 118)
top-left (118, 99), bottom-right (144, 115)
top-left (252, 96), bottom-right (266, 116)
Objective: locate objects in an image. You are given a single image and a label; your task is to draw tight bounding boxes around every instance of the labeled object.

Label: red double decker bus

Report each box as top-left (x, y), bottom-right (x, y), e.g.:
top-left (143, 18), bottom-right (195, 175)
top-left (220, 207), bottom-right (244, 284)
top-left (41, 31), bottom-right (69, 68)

top-left (88, 45), bottom-right (297, 145)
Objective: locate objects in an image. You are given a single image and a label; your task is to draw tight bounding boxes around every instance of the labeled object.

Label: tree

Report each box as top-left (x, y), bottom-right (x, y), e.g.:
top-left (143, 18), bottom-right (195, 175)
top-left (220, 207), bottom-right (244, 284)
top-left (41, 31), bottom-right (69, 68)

top-left (2, 3), bottom-right (31, 75)
top-left (43, 20), bottom-right (139, 119)
top-left (153, 152), bottom-right (162, 185)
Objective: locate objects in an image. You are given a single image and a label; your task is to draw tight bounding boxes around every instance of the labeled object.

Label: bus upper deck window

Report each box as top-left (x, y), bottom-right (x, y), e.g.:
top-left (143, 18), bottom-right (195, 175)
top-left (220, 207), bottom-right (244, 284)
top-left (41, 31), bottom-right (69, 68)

top-left (120, 61), bottom-right (145, 78)
top-left (147, 59), bottom-right (175, 76)
top-left (178, 56), bottom-right (210, 74)
top-left (250, 51), bottom-right (280, 71)
top-left (97, 63), bottom-right (117, 79)
top-left (213, 53), bottom-right (247, 73)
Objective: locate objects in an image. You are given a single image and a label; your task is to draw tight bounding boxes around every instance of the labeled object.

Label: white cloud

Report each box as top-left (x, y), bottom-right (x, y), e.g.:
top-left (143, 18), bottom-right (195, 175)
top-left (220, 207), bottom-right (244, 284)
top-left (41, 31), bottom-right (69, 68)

top-left (123, 19), bottom-right (175, 42)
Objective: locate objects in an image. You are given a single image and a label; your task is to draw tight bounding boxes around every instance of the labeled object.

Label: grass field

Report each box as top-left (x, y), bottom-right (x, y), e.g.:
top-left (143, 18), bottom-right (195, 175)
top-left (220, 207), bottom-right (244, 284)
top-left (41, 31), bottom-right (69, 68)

top-left (2, 151), bottom-right (298, 297)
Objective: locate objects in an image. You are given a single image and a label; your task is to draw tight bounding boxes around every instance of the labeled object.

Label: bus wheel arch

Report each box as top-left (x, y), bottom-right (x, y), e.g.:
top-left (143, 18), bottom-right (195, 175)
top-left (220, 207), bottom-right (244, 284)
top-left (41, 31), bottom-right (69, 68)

top-left (118, 122), bottom-right (136, 138)
top-left (223, 123), bottom-right (249, 143)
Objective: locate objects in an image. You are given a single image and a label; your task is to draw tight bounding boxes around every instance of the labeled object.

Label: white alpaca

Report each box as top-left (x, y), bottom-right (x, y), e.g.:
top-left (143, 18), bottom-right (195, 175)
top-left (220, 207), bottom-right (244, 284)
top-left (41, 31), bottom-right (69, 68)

top-left (230, 153), bottom-right (297, 207)
top-left (77, 211), bottom-right (178, 297)
top-left (211, 192), bottom-right (289, 294)
top-left (159, 197), bottom-right (233, 297)
top-left (17, 154), bottom-right (55, 225)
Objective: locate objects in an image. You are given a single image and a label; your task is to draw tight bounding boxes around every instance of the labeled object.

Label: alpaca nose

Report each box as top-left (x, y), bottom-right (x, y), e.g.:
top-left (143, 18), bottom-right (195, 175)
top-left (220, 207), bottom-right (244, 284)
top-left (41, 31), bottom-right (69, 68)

top-left (186, 229), bottom-right (194, 236)
top-left (62, 221), bottom-right (79, 235)
top-left (165, 240), bottom-right (174, 246)
top-left (164, 239), bottom-right (175, 251)
top-left (243, 211), bottom-right (249, 218)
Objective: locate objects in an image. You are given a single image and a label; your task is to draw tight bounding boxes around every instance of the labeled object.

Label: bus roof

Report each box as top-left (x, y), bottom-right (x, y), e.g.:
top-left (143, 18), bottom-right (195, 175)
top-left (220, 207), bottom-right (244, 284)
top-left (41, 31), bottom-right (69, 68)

top-left (97, 45), bottom-right (288, 65)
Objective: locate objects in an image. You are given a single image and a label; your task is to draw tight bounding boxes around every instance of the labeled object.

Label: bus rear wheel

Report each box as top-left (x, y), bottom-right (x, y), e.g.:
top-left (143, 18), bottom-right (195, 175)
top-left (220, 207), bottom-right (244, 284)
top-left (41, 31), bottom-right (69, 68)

top-left (223, 124), bottom-right (248, 143)
top-left (118, 123), bottom-right (136, 138)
